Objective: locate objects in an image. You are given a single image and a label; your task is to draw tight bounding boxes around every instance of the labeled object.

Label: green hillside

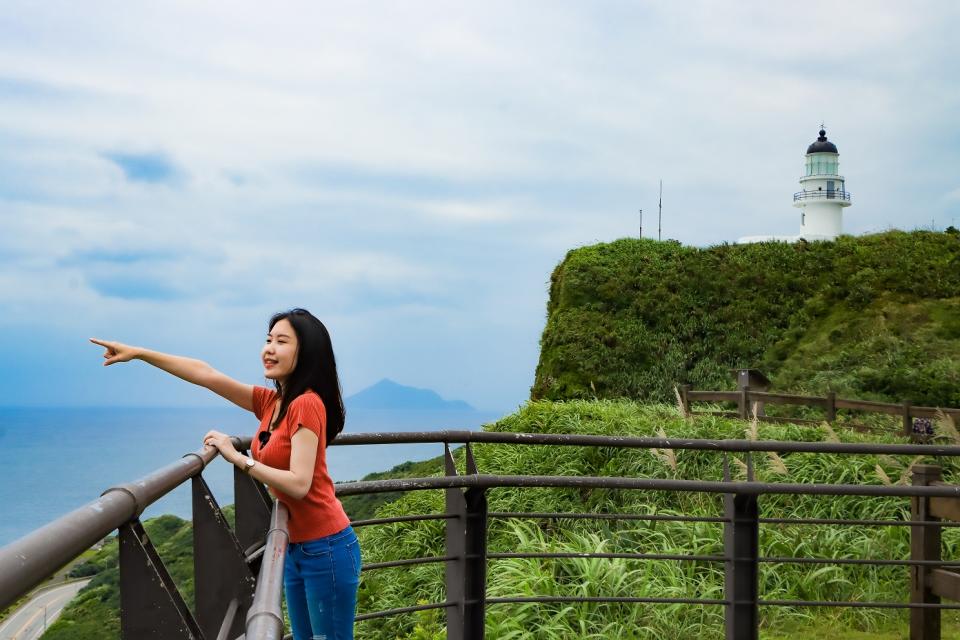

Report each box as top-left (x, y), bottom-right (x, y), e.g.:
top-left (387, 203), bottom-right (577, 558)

top-left (340, 455), bottom-right (447, 521)
top-left (532, 230), bottom-right (960, 406)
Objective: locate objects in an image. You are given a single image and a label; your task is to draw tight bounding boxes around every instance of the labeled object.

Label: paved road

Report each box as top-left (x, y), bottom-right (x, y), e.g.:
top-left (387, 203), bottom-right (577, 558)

top-left (0, 580), bottom-right (91, 640)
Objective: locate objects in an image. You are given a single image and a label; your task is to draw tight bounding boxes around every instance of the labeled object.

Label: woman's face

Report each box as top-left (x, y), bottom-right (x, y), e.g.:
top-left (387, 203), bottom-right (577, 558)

top-left (262, 318), bottom-right (299, 384)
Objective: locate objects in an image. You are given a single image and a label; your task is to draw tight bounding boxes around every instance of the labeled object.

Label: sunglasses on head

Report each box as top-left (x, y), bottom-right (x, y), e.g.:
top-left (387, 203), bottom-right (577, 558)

top-left (258, 430), bottom-right (272, 448)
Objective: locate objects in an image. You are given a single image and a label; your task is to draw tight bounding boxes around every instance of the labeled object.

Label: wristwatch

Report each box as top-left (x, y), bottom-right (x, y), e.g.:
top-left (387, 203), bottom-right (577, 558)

top-left (241, 457), bottom-right (256, 474)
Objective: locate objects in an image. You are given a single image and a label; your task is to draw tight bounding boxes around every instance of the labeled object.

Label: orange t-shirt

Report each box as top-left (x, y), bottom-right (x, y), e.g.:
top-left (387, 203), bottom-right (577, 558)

top-left (250, 386), bottom-right (350, 543)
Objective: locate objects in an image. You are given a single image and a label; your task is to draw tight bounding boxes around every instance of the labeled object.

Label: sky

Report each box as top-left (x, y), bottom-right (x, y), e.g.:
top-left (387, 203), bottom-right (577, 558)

top-left (1, 1), bottom-right (958, 412)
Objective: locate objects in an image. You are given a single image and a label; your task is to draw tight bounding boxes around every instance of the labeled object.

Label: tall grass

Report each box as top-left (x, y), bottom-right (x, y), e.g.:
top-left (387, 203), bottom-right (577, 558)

top-left (354, 400), bottom-right (960, 639)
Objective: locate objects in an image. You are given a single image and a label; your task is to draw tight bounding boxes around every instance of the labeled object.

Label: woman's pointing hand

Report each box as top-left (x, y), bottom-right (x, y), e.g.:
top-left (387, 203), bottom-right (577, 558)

top-left (89, 338), bottom-right (139, 366)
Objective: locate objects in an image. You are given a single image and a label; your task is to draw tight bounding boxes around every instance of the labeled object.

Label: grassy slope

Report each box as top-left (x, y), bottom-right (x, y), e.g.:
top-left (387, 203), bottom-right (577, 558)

top-left (532, 231), bottom-right (960, 405)
top-left (355, 400), bottom-right (960, 639)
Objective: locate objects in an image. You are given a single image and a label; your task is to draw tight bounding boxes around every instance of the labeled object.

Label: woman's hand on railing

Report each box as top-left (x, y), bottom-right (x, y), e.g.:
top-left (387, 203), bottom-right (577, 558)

top-left (89, 338), bottom-right (140, 366)
top-left (203, 430), bottom-right (241, 465)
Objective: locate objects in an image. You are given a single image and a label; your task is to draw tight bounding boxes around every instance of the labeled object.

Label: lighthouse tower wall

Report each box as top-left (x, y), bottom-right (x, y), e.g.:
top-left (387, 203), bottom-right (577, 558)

top-left (801, 201), bottom-right (843, 238)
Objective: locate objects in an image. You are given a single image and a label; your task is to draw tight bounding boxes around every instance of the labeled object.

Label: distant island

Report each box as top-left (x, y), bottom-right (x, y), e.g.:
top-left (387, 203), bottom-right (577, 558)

top-left (345, 378), bottom-right (474, 411)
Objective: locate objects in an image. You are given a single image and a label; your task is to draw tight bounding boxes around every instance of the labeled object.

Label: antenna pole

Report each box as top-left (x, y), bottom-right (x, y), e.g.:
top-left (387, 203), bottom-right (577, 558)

top-left (639, 209), bottom-right (643, 238)
top-left (658, 180), bottom-right (662, 241)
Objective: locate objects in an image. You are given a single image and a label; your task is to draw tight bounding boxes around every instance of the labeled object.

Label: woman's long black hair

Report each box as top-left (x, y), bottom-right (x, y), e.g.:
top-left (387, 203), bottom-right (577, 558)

top-left (269, 308), bottom-right (345, 446)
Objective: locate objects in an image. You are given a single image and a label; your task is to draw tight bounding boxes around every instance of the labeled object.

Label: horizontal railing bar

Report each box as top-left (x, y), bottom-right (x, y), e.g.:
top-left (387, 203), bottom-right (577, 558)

top-left (793, 190), bottom-right (852, 201)
top-left (756, 415), bottom-right (822, 426)
top-left (760, 599), bottom-right (960, 610)
top-left (835, 399), bottom-right (905, 416)
top-left (321, 430), bottom-right (960, 457)
top-left (359, 553), bottom-right (960, 572)
top-left (490, 511), bottom-right (728, 523)
top-left (686, 391), bottom-right (738, 402)
top-left (350, 514), bottom-right (455, 527)
top-left (759, 517), bottom-right (960, 527)
top-left (489, 552), bottom-right (725, 563)
top-left (355, 601), bottom-right (454, 622)
top-left (758, 556), bottom-right (960, 567)
top-left (487, 596), bottom-right (728, 606)
top-left (361, 555), bottom-right (455, 571)
top-left (749, 391), bottom-right (829, 407)
top-left (334, 474), bottom-right (960, 499)
top-left (0, 445), bottom-right (217, 610)
top-left (245, 545), bottom-right (265, 565)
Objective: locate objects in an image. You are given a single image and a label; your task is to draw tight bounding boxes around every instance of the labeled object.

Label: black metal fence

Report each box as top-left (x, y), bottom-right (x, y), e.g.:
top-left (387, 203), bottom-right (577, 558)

top-left (334, 431), bottom-right (960, 640)
top-left (5, 430), bottom-right (960, 639)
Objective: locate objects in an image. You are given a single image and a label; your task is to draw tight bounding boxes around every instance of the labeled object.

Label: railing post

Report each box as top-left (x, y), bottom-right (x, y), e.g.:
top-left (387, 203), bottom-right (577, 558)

top-left (738, 387), bottom-right (751, 420)
top-left (904, 401), bottom-right (914, 438)
top-left (911, 464), bottom-right (942, 639)
top-left (233, 444), bottom-right (274, 556)
top-left (680, 384), bottom-right (691, 417)
top-left (826, 391), bottom-right (837, 423)
top-left (192, 474), bottom-right (256, 640)
top-left (445, 443), bottom-right (487, 640)
top-left (119, 519), bottom-right (203, 639)
top-left (724, 490), bottom-right (759, 640)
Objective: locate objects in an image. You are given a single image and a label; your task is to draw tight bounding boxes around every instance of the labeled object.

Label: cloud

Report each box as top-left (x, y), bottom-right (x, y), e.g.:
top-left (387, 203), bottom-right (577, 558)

top-left (102, 151), bottom-right (182, 185)
top-left (1, 1), bottom-right (959, 410)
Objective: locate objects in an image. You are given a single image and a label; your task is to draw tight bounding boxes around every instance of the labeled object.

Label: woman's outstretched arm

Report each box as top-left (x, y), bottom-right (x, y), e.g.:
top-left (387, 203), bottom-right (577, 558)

top-left (89, 338), bottom-right (254, 412)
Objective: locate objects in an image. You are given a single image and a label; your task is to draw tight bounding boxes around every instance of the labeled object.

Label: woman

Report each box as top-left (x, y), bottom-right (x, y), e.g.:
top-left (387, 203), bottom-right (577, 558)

top-left (90, 308), bottom-right (359, 640)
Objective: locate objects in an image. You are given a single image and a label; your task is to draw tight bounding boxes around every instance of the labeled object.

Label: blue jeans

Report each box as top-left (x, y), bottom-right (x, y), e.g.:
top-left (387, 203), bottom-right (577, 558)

top-left (285, 525), bottom-right (361, 640)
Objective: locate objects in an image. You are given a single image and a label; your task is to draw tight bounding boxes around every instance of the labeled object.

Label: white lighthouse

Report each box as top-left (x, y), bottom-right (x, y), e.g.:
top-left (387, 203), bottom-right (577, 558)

top-left (737, 127), bottom-right (853, 244)
top-left (793, 128), bottom-right (851, 240)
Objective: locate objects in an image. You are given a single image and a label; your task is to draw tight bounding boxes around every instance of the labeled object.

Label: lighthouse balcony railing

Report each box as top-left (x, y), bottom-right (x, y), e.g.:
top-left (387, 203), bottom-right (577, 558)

top-left (793, 189), bottom-right (851, 202)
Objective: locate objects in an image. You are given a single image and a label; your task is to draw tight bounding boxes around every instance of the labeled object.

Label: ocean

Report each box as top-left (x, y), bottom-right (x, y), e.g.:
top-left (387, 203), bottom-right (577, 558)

top-left (0, 406), bottom-right (503, 547)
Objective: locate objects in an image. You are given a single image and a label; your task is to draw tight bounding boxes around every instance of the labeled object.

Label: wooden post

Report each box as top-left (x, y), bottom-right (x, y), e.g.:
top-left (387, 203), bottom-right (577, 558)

top-left (680, 384), bottom-right (691, 417)
top-left (826, 391), bottom-right (836, 423)
top-left (911, 464), bottom-right (941, 639)
top-left (738, 387), bottom-right (750, 420)
top-left (903, 400), bottom-right (913, 438)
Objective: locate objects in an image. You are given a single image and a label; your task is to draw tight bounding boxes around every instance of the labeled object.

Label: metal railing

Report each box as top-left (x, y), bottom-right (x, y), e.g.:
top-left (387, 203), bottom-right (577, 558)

top-left (793, 189), bottom-right (852, 202)
top-left (6, 430), bottom-right (960, 638)
top-left (0, 437), bottom-right (288, 640)
top-left (331, 430), bottom-right (960, 640)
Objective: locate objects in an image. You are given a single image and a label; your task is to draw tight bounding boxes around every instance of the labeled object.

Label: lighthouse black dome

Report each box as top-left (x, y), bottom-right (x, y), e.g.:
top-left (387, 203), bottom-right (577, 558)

top-left (807, 129), bottom-right (838, 154)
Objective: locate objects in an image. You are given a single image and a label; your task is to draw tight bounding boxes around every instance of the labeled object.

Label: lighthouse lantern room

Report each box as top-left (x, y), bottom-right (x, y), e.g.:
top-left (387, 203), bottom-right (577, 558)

top-left (793, 127), bottom-right (851, 240)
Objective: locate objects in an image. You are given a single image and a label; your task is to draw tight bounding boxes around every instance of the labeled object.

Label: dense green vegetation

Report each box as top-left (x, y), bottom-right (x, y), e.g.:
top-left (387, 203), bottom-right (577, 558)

top-left (532, 231), bottom-right (960, 406)
top-left (355, 400), bottom-right (960, 639)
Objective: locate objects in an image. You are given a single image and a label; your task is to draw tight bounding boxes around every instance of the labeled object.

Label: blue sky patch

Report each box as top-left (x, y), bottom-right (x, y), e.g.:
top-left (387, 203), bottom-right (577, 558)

top-left (86, 273), bottom-right (184, 301)
top-left (103, 151), bottom-right (181, 185)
